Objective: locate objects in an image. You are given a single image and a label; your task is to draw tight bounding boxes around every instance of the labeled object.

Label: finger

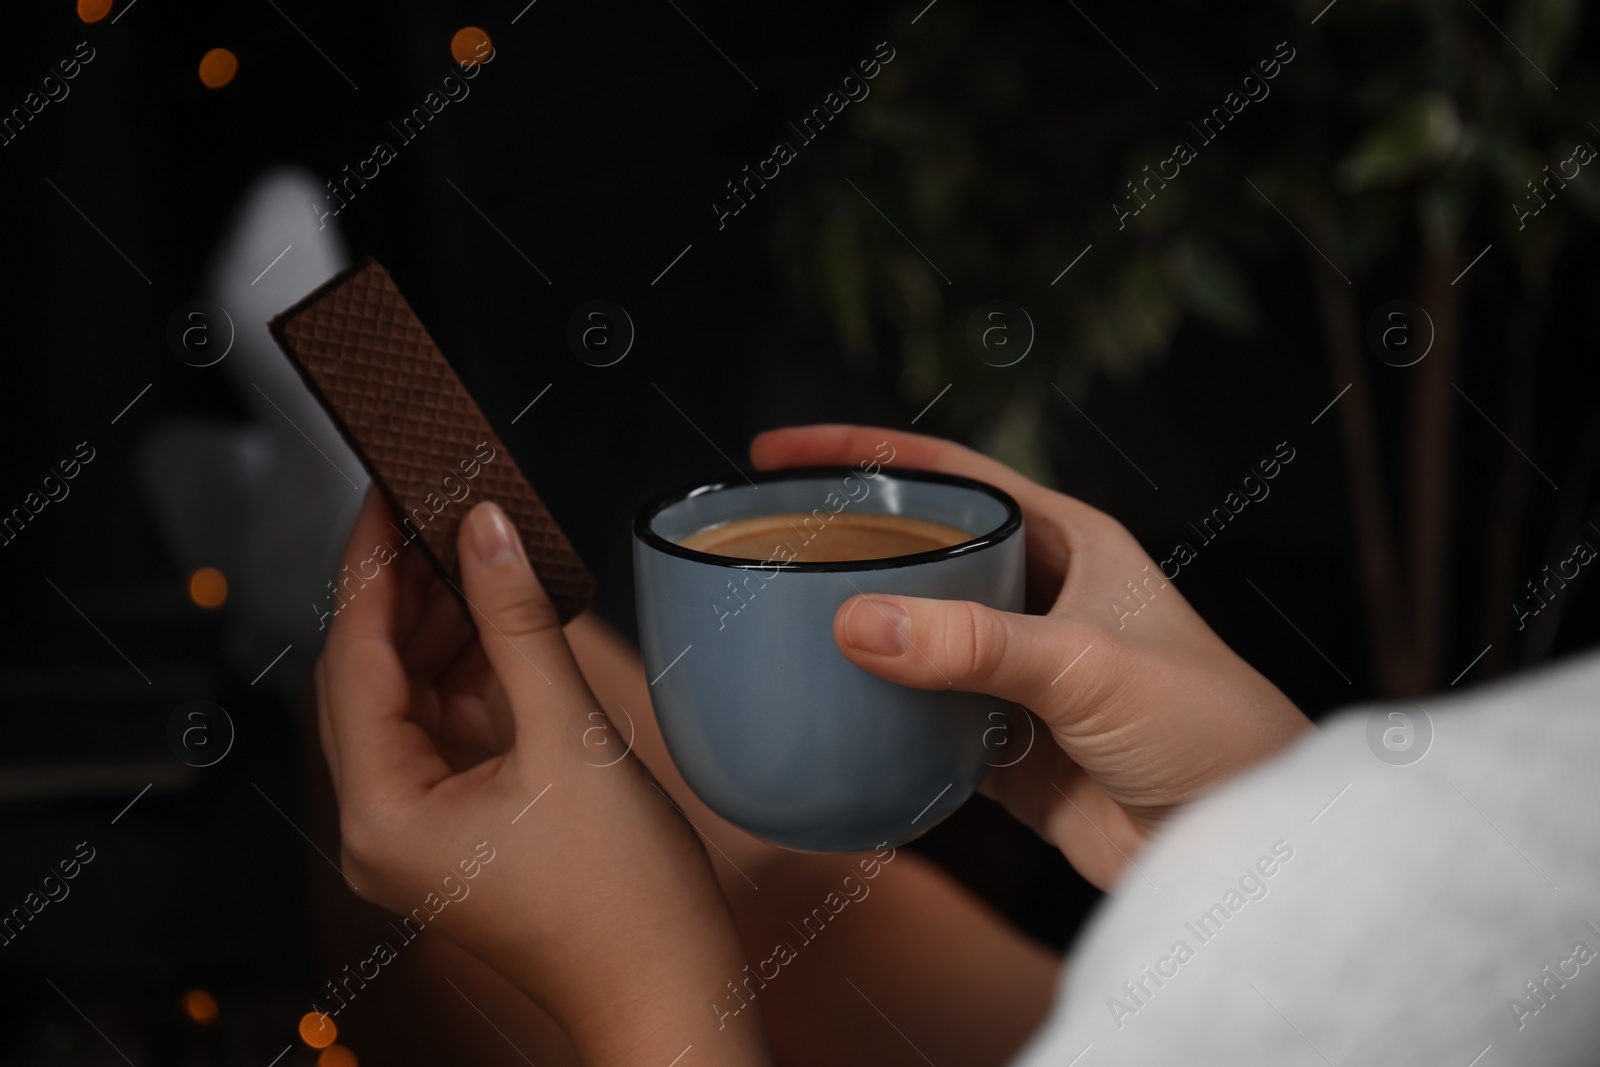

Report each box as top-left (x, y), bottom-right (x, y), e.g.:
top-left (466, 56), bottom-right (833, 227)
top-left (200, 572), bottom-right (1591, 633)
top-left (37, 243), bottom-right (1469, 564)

top-left (314, 654), bottom-right (340, 799)
top-left (394, 538), bottom-right (441, 644)
top-left (456, 501), bottom-right (587, 741)
top-left (401, 577), bottom-right (475, 682)
top-left (438, 651), bottom-right (516, 755)
top-left (978, 722), bottom-right (1075, 829)
top-left (327, 487), bottom-right (412, 647)
top-left (343, 519), bottom-right (437, 656)
top-left (323, 490), bottom-right (450, 798)
top-left (751, 424), bottom-right (1090, 600)
top-left (750, 424), bottom-right (1080, 522)
top-left (833, 593), bottom-right (1120, 715)
top-left (430, 639), bottom-right (513, 755)
top-left (1007, 755), bottom-right (1149, 889)
top-left (438, 637), bottom-right (500, 707)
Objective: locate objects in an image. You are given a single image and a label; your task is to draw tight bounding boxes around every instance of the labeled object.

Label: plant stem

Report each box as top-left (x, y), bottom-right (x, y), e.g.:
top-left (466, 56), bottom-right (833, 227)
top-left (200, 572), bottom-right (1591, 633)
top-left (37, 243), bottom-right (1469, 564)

top-left (1402, 240), bottom-right (1462, 693)
top-left (1311, 255), bottom-right (1408, 694)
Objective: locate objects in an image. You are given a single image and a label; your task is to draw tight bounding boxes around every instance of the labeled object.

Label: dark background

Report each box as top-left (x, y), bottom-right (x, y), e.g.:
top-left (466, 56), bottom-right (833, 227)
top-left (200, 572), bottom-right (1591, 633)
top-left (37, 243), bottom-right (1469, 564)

top-left (3, 0), bottom-right (1598, 1063)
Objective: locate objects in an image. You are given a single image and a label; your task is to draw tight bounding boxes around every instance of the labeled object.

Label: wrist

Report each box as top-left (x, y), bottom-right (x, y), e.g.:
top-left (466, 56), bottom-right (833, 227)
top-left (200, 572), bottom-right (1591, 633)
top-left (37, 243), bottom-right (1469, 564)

top-left (564, 956), bottom-right (773, 1067)
top-left (488, 902), bottom-right (772, 1066)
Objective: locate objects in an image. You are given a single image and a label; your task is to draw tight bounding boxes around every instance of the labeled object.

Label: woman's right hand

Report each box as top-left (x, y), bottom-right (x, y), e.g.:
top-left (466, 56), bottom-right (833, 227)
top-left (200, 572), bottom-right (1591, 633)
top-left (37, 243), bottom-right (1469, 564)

top-left (751, 424), bottom-right (1313, 891)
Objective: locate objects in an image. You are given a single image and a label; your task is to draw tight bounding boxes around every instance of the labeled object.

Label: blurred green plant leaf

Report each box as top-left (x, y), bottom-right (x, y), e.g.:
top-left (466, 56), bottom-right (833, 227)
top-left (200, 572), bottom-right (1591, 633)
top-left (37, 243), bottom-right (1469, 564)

top-left (1337, 92), bottom-right (1463, 190)
top-left (1418, 179), bottom-right (1471, 248)
top-left (1166, 240), bottom-right (1256, 334)
top-left (765, 0), bottom-right (1596, 453)
top-left (817, 210), bottom-right (873, 365)
top-left (1513, 0), bottom-right (1579, 85)
top-left (976, 391), bottom-right (1054, 487)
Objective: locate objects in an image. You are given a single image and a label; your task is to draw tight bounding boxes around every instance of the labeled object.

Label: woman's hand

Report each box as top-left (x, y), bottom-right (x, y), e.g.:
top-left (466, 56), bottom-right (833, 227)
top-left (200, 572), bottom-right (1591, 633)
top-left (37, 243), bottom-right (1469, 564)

top-left (750, 425), bottom-right (1313, 892)
top-left (316, 489), bottom-right (770, 1065)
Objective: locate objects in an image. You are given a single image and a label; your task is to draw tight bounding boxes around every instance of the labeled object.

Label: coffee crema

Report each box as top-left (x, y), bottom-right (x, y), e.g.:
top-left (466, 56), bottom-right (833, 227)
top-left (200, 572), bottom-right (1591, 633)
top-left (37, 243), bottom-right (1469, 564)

top-left (678, 511), bottom-right (972, 563)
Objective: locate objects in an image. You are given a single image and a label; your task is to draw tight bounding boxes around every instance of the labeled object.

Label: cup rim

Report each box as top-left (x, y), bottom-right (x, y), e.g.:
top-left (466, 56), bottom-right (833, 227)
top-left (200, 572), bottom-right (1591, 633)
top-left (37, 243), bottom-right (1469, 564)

top-left (633, 465), bottom-right (1023, 573)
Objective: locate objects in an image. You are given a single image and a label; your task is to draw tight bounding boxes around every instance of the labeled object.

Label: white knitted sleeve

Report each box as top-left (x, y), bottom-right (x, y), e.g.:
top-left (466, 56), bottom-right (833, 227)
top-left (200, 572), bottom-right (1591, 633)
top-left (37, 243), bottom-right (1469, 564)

top-left (1012, 651), bottom-right (1600, 1067)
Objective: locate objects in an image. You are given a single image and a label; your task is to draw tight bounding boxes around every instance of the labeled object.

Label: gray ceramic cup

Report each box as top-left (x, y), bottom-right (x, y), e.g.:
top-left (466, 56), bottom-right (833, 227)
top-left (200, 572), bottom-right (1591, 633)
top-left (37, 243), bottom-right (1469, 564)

top-left (633, 465), bottom-right (1025, 852)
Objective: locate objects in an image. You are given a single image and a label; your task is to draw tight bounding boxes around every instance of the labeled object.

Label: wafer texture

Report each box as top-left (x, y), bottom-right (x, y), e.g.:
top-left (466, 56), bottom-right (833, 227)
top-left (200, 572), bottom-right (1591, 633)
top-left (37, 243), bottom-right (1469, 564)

top-left (269, 257), bottom-right (597, 622)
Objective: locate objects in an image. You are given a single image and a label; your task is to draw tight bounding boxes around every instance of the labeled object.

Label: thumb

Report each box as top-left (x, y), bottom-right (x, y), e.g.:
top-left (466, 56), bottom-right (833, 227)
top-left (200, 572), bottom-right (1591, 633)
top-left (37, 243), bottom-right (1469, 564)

top-left (457, 501), bottom-right (580, 709)
top-left (833, 594), bottom-right (1098, 710)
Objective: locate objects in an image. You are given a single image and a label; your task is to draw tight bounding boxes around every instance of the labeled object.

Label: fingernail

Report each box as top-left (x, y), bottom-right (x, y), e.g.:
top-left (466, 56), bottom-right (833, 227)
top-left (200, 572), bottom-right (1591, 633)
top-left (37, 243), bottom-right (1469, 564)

top-left (844, 597), bottom-right (911, 656)
top-left (471, 502), bottom-right (523, 566)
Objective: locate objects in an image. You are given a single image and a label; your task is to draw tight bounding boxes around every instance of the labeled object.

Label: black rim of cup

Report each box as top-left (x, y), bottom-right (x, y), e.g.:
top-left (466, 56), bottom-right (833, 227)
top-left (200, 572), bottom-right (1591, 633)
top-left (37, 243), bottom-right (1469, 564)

top-left (634, 466), bottom-right (1024, 573)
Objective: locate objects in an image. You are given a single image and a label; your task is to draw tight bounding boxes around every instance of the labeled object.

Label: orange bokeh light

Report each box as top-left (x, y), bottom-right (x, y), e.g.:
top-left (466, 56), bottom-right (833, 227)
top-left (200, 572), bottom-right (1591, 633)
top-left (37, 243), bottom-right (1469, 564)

top-left (450, 26), bottom-right (492, 67)
top-left (188, 567), bottom-right (227, 609)
top-left (181, 988), bottom-right (219, 1025)
top-left (198, 48), bottom-right (238, 89)
top-left (77, 0), bottom-right (113, 23)
top-left (299, 1012), bottom-right (337, 1049)
top-left (317, 1045), bottom-right (358, 1067)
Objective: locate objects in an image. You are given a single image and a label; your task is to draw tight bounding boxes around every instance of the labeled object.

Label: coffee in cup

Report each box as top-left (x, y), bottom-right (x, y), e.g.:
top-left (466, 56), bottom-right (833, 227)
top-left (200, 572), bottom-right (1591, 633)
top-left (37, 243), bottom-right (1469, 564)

top-left (633, 464), bottom-right (1025, 852)
top-left (678, 511), bottom-right (972, 563)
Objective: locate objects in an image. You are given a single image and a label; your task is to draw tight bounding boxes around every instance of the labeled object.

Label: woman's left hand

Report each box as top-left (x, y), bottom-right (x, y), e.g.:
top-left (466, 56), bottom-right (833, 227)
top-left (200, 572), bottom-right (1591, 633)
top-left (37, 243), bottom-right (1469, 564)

top-left (316, 488), bottom-right (770, 1065)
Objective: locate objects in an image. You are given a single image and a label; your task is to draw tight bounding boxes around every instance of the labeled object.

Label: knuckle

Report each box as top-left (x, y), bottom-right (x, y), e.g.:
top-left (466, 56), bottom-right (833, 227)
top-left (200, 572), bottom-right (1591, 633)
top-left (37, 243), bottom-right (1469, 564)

top-left (950, 600), bottom-right (1007, 683)
top-left (1064, 505), bottom-right (1137, 563)
top-left (479, 581), bottom-right (562, 642)
top-left (337, 846), bottom-right (371, 901)
top-left (1092, 509), bottom-right (1135, 543)
top-left (1071, 627), bottom-right (1134, 711)
top-left (338, 809), bottom-right (375, 866)
top-left (337, 798), bottom-right (396, 871)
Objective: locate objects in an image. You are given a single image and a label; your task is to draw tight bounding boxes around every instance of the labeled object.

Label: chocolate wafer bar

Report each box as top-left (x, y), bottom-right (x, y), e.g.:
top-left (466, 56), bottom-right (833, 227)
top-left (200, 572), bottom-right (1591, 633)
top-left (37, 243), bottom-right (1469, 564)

top-left (268, 257), bottom-right (597, 622)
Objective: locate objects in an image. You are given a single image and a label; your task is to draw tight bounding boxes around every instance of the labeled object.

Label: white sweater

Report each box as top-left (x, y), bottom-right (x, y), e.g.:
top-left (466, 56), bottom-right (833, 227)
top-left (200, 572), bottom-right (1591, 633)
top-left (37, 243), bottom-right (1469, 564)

top-left (1014, 650), bottom-right (1600, 1066)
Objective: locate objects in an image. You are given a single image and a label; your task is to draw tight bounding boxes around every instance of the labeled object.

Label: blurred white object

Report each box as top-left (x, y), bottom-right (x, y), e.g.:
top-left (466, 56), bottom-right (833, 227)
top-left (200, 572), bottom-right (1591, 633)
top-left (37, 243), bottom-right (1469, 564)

top-left (139, 167), bottom-right (366, 687)
top-left (1014, 650), bottom-right (1600, 1066)
top-left (209, 166), bottom-right (355, 473)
